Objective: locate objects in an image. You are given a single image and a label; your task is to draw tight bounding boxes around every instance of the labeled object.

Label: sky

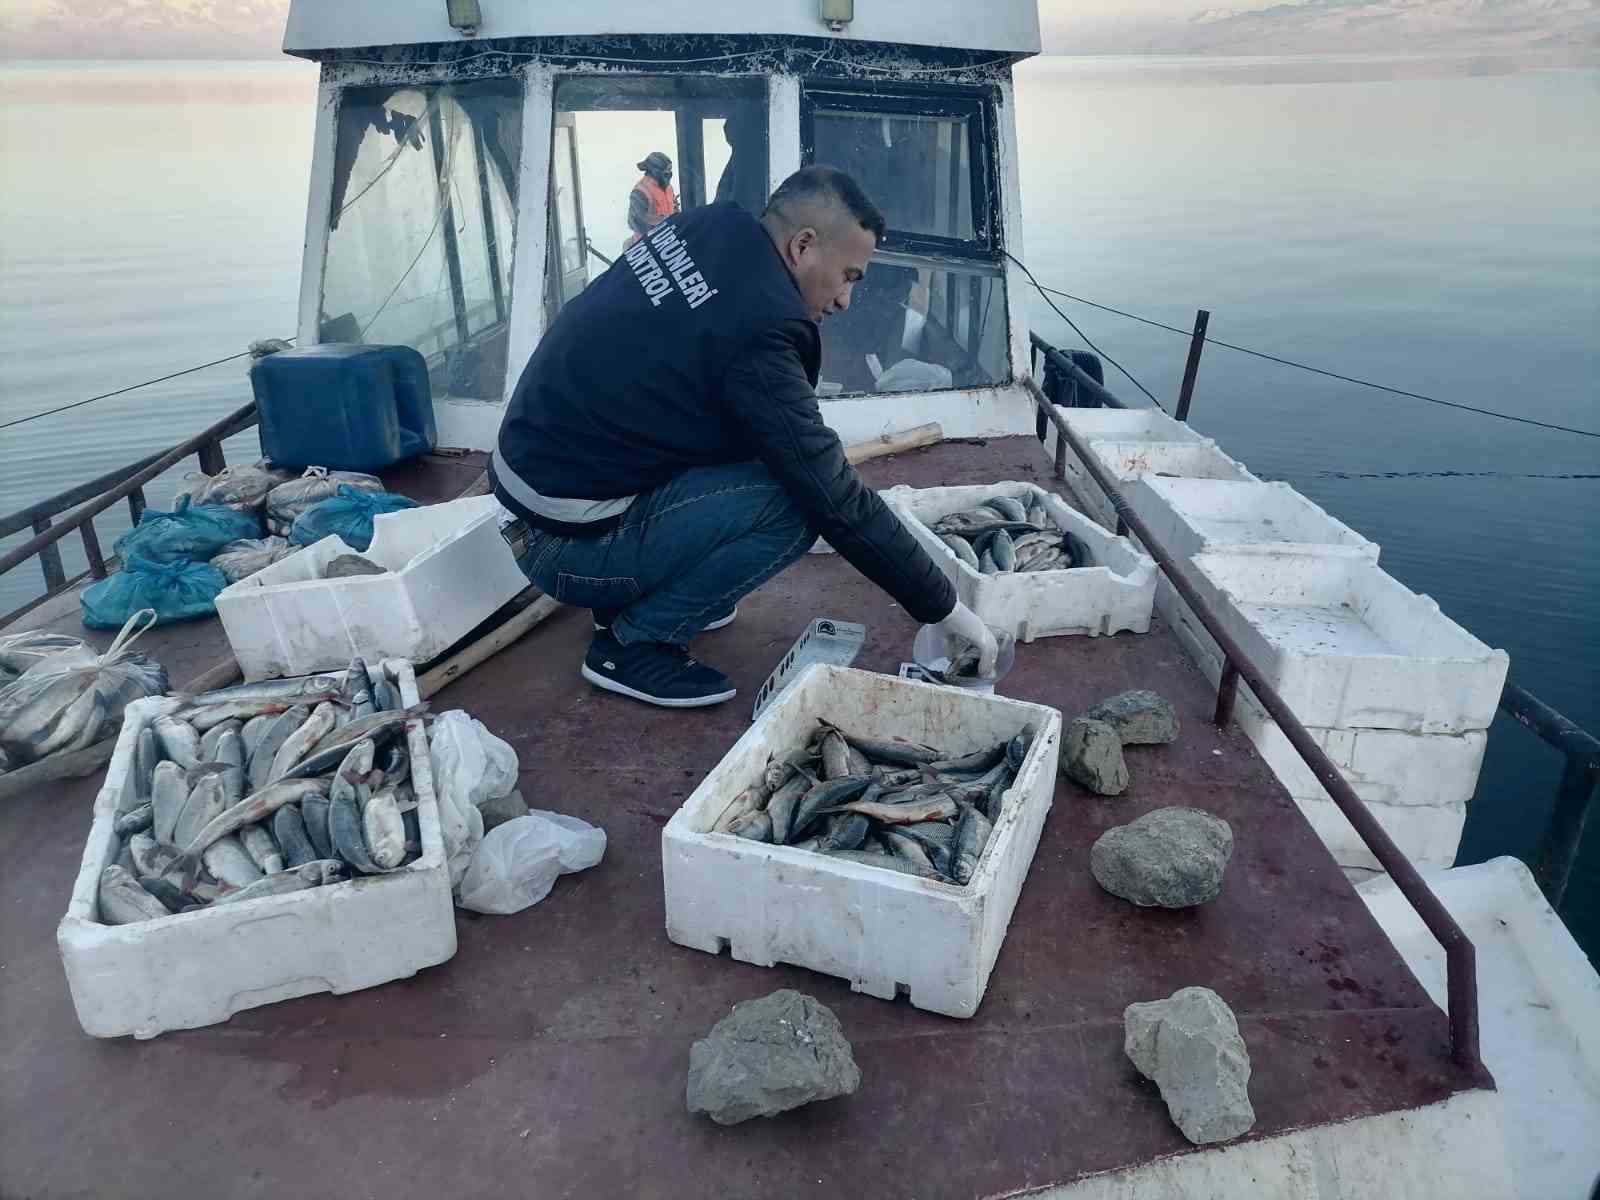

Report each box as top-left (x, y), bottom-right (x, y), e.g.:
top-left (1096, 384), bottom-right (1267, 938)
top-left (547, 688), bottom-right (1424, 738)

top-left (0, 0), bottom-right (1596, 58)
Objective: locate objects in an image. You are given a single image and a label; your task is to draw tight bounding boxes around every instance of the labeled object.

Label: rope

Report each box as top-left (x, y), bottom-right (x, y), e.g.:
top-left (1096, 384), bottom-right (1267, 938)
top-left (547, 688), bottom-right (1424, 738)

top-left (1028, 280), bottom-right (1600, 440)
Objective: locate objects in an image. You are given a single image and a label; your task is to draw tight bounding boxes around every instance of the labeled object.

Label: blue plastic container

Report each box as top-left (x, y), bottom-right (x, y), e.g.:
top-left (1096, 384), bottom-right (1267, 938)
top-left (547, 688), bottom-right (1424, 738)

top-left (251, 344), bottom-right (437, 473)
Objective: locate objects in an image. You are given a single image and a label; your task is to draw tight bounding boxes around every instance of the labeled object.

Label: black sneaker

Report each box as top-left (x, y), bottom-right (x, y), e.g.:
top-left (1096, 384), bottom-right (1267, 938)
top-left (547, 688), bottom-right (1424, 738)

top-left (581, 631), bottom-right (737, 708)
top-left (592, 605), bottom-right (737, 633)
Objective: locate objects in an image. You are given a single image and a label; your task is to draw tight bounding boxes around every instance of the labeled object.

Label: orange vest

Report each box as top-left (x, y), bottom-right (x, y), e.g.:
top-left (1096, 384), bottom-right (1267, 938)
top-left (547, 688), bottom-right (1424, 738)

top-left (636, 174), bottom-right (677, 223)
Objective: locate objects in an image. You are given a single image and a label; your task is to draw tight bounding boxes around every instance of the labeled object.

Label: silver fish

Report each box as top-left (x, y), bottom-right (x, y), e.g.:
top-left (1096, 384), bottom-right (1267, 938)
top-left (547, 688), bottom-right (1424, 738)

top-left (952, 802), bottom-right (994, 885)
top-left (828, 727), bottom-right (941, 767)
top-left (727, 810), bottom-right (773, 842)
top-left (240, 713), bottom-right (273, 762)
top-left (203, 835), bottom-right (266, 889)
top-left (363, 786), bottom-right (407, 870)
top-left (881, 829), bottom-right (937, 872)
top-left (712, 786), bottom-right (763, 834)
top-left (991, 529), bottom-right (1017, 572)
top-left (818, 812), bottom-right (871, 852)
top-left (283, 705), bottom-right (428, 780)
top-left (134, 727), bottom-right (161, 802)
top-left (929, 743), bottom-right (1008, 775)
top-left (239, 822), bottom-right (285, 875)
top-left (138, 876), bottom-right (190, 914)
top-left (266, 701), bottom-right (337, 785)
top-left (129, 832), bottom-right (178, 881)
top-left (272, 803), bottom-right (318, 869)
top-left (151, 760), bottom-right (188, 846)
top-left (342, 657), bottom-right (376, 720)
top-left (152, 715), bottom-right (201, 770)
top-left (764, 774), bottom-right (809, 845)
top-left (832, 795), bottom-right (959, 825)
top-left (979, 548), bottom-right (998, 575)
top-left (372, 677), bottom-right (400, 713)
top-left (984, 495), bottom-right (1029, 523)
top-left (199, 720), bottom-right (241, 761)
top-left (1025, 501), bottom-right (1048, 528)
top-left (212, 729), bottom-right (245, 771)
top-left (819, 729), bottom-right (851, 781)
top-left (248, 705), bottom-right (309, 792)
top-left (824, 849), bottom-right (942, 879)
top-left (301, 792), bottom-right (334, 859)
top-left (211, 860), bottom-right (347, 906)
top-left (184, 675), bottom-right (346, 709)
top-left (940, 534), bottom-right (980, 570)
top-left (789, 776), bottom-right (873, 844)
top-left (170, 778), bottom-right (331, 890)
top-left (329, 789), bottom-right (381, 874)
top-left (177, 700), bottom-right (289, 732)
top-left (99, 865), bottom-right (171, 924)
top-left (172, 773), bottom-right (227, 851)
top-left (113, 802), bottom-right (154, 838)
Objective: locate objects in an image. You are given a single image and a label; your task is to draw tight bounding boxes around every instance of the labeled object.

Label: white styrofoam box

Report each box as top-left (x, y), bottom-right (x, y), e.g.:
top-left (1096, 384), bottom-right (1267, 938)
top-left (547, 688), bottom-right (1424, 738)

top-left (216, 495), bottom-right (527, 679)
top-left (883, 481), bottom-right (1156, 642)
top-left (1052, 405), bottom-right (1206, 446)
top-left (1298, 794), bottom-right (1465, 873)
top-left (662, 664), bottom-right (1062, 1019)
top-left (57, 660), bottom-right (457, 1038)
top-left (1075, 438), bottom-right (1259, 530)
top-left (1130, 478), bottom-right (1379, 567)
top-left (1186, 551), bottom-right (1508, 734)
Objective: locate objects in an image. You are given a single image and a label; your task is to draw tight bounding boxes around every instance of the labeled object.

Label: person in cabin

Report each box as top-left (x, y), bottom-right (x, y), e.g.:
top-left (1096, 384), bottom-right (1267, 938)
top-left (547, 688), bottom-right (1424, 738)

top-left (491, 166), bottom-right (998, 708)
top-left (626, 151), bottom-right (678, 247)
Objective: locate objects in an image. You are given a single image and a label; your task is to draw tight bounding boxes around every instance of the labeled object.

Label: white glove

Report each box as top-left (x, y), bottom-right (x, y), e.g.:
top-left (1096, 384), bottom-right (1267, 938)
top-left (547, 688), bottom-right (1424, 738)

top-left (936, 601), bottom-right (999, 677)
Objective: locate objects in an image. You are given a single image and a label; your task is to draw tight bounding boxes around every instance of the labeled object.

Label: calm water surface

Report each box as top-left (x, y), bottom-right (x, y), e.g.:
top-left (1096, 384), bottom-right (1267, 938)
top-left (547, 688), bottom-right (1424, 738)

top-left (1, 56), bottom-right (1596, 953)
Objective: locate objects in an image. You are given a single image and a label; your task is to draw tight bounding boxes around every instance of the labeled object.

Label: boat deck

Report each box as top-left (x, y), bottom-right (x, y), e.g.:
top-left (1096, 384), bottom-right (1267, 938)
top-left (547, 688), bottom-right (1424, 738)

top-left (0, 437), bottom-right (1490, 1198)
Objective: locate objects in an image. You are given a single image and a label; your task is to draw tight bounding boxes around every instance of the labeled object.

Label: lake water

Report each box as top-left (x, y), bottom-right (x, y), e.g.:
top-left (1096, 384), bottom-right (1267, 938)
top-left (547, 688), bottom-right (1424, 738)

top-left (1, 55), bottom-right (1596, 955)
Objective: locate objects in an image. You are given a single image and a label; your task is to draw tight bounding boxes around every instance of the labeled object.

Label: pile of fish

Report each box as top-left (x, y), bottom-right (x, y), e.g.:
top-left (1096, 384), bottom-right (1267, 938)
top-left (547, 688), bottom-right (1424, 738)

top-left (710, 721), bottom-right (1035, 885)
top-left (97, 659), bottom-right (427, 925)
top-left (931, 492), bottom-right (1090, 576)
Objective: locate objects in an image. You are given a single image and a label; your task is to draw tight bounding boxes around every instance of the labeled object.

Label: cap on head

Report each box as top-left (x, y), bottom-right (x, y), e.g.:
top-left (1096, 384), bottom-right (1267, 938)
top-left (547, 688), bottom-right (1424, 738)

top-left (638, 151), bottom-right (673, 173)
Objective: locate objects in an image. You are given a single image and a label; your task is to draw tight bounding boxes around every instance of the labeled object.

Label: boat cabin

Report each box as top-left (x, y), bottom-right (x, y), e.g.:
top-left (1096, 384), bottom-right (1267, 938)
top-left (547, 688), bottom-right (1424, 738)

top-left (283, 0), bottom-right (1043, 450)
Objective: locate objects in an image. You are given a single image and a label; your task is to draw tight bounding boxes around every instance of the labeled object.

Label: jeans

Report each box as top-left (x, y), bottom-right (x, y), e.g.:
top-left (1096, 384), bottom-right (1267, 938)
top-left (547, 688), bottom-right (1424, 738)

top-left (513, 462), bottom-right (815, 646)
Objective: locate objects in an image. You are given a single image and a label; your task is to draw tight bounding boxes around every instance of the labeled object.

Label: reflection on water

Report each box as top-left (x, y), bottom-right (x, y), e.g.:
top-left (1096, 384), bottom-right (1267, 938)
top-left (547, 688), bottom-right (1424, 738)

top-left (0, 55), bottom-right (1597, 953)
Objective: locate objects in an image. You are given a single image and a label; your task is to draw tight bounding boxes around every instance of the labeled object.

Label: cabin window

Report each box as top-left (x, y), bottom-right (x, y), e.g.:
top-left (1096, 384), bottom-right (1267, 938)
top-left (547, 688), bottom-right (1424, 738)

top-left (803, 86), bottom-right (1008, 395)
top-left (547, 76), bottom-right (769, 317)
top-left (321, 78), bottom-right (523, 403)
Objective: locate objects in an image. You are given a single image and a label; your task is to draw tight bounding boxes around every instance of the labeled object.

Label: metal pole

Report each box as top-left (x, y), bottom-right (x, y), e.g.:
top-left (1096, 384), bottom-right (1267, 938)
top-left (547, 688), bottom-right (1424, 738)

top-left (1534, 757), bottom-right (1599, 910)
top-left (1175, 309), bottom-right (1210, 423)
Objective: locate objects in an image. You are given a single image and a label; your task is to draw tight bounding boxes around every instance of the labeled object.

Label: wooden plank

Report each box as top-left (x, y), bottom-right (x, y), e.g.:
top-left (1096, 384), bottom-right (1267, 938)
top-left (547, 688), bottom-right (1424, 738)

top-left (417, 593), bottom-right (562, 700)
top-left (80, 521), bottom-right (107, 579)
top-left (843, 421), bottom-right (943, 466)
top-left (127, 487), bottom-right (147, 525)
top-left (31, 516), bottom-right (66, 590)
top-left (197, 438), bottom-right (226, 476)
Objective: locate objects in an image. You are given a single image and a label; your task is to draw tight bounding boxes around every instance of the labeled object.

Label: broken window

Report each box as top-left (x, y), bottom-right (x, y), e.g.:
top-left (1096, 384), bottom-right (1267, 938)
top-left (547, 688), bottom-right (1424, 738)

top-left (805, 86), bottom-right (1008, 395)
top-left (322, 78), bottom-right (523, 402)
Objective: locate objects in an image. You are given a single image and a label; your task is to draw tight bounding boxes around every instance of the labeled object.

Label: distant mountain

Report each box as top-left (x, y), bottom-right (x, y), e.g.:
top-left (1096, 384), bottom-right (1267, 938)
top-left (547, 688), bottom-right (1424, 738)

top-left (1072, 0), bottom-right (1600, 56)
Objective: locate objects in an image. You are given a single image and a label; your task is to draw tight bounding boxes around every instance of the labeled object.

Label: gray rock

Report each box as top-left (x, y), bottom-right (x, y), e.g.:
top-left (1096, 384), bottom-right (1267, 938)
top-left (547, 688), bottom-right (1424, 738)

top-left (1060, 717), bottom-right (1129, 795)
top-left (1091, 807), bottom-right (1233, 908)
top-left (1124, 986), bottom-right (1255, 1144)
top-left (323, 553), bottom-right (387, 579)
top-left (1085, 690), bottom-right (1179, 746)
top-left (477, 787), bottom-right (529, 833)
top-left (687, 989), bottom-right (862, 1125)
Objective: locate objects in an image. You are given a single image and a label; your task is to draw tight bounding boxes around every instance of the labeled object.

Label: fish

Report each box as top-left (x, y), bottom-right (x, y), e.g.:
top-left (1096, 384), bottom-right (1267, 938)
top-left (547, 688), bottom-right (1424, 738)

top-left (991, 529), bottom-right (1017, 572)
top-left (372, 677), bottom-right (400, 714)
top-left (0, 631), bottom-right (83, 672)
top-left (1006, 727), bottom-right (1034, 771)
top-left (212, 729), bottom-right (245, 771)
top-left (819, 729), bottom-right (850, 780)
top-left (828, 727), bottom-right (941, 767)
top-left (342, 656), bottom-right (376, 720)
top-left (113, 802), bottom-right (154, 838)
top-left (99, 865), bottom-right (171, 924)
top-left (134, 727), bottom-right (161, 802)
top-left (984, 776), bottom-right (1010, 823)
top-left (764, 773), bottom-right (810, 844)
top-left (875, 767), bottom-right (925, 789)
top-left (138, 875), bottom-right (191, 913)
top-left (952, 802), bottom-right (994, 885)
top-left (151, 715), bottom-right (201, 770)
top-left (329, 789), bottom-right (381, 874)
top-left (1025, 500), bottom-right (1048, 528)
top-left (211, 860), bottom-right (347, 906)
top-left (177, 700), bottom-right (288, 732)
top-left (2, 679), bottom-right (106, 763)
top-left (881, 829), bottom-right (937, 872)
top-left (273, 803), bottom-right (319, 869)
top-left (929, 743), bottom-right (1008, 774)
top-left (170, 778), bottom-right (331, 890)
top-left (363, 786), bottom-right (407, 870)
top-left (788, 776), bottom-right (873, 844)
top-left (199, 718), bottom-right (241, 761)
top-left (129, 832), bottom-right (178, 881)
top-left (282, 705), bottom-right (427, 779)
top-left (1063, 532), bottom-right (1090, 569)
top-left (266, 702), bottom-right (337, 784)
top-left (401, 806), bottom-right (421, 858)
top-left (818, 812), bottom-right (871, 852)
top-left (978, 548), bottom-right (998, 575)
top-left (895, 821), bottom-right (958, 852)
top-left (727, 810), bottom-right (773, 842)
top-left (829, 795), bottom-right (959, 825)
top-left (114, 840), bottom-right (136, 874)
top-left (712, 786), bottom-right (763, 834)
top-left (984, 495), bottom-right (1029, 523)
top-left (240, 713), bottom-right (273, 761)
top-left (203, 835), bottom-right (266, 888)
top-left (373, 742), bottom-right (409, 791)
top-left (761, 759), bottom-right (792, 794)
top-left (247, 705), bottom-right (309, 792)
top-left (940, 534), bottom-right (981, 570)
top-left (823, 849), bottom-right (943, 879)
top-left (931, 509), bottom-right (1040, 538)
top-left (184, 675), bottom-right (346, 709)
top-left (172, 773), bottom-right (227, 852)
top-left (239, 822), bottom-right (285, 875)
top-left (302, 792), bottom-right (334, 859)
top-left (151, 760), bottom-right (188, 846)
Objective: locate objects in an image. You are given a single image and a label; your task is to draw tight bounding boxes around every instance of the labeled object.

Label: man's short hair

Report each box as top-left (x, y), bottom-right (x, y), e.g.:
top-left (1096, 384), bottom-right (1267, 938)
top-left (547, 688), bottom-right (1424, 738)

top-left (763, 166), bottom-right (887, 246)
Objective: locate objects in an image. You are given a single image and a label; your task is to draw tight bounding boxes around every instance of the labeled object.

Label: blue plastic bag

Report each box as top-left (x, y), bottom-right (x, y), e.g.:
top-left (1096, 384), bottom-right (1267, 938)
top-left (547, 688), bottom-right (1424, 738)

top-left (289, 485), bottom-right (418, 552)
top-left (114, 494), bottom-right (261, 564)
top-left (81, 557), bottom-right (229, 630)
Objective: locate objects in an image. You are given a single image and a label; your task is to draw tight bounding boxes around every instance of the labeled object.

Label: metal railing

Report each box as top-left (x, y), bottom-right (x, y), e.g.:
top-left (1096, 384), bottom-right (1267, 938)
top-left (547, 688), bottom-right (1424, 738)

top-left (1498, 682), bottom-right (1600, 912)
top-left (1023, 367), bottom-right (1482, 1069)
top-left (0, 401), bottom-right (258, 628)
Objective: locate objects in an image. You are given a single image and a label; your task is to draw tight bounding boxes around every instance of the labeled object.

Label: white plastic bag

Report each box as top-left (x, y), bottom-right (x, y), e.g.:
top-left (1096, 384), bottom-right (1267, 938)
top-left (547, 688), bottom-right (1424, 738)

top-left (875, 357), bottom-right (954, 394)
top-left (456, 811), bottom-right (606, 915)
top-left (427, 710), bottom-right (518, 887)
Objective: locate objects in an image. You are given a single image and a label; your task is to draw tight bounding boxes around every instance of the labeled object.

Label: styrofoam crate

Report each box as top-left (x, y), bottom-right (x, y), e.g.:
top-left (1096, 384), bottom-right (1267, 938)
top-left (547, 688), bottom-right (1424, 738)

top-left (1129, 478), bottom-right (1379, 565)
top-left (662, 664), bottom-right (1062, 1019)
top-left (1052, 406), bottom-right (1206, 446)
top-left (1297, 794), bottom-right (1466, 874)
top-left (883, 481), bottom-right (1156, 642)
top-left (1074, 439), bottom-right (1259, 530)
top-left (216, 495), bottom-right (527, 679)
top-left (1184, 551), bottom-right (1508, 734)
top-left (57, 660), bottom-right (456, 1039)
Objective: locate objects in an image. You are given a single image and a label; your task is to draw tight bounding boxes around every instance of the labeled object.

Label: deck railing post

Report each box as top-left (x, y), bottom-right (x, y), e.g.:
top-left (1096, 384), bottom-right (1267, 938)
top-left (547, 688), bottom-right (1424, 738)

top-left (1533, 756), bottom-right (1600, 910)
top-left (79, 521), bottom-right (107, 579)
top-left (1175, 308), bottom-right (1210, 423)
top-left (1213, 662), bottom-right (1240, 728)
top-left (128, 487), bottom-right (147, 525)
top-left (30, 517), bottom-right (66, 591)
top-left (197, 438), bottom-right (226, 476)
